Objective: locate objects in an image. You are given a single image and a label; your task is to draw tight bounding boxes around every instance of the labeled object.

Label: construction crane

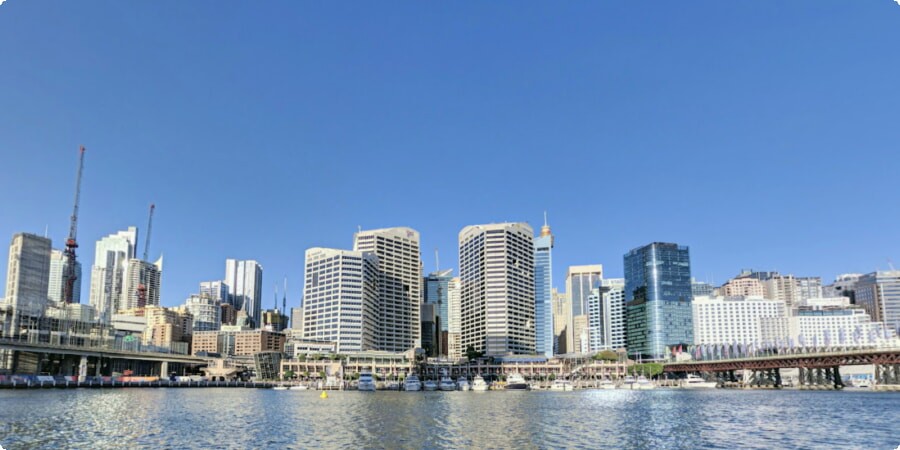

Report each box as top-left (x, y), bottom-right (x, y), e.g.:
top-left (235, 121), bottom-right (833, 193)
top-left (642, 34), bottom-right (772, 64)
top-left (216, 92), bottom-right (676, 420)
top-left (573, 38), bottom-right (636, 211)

top-left (62, 146), bottom-right (85, 304)
top-left (137, 204), bottom-right (155, 309)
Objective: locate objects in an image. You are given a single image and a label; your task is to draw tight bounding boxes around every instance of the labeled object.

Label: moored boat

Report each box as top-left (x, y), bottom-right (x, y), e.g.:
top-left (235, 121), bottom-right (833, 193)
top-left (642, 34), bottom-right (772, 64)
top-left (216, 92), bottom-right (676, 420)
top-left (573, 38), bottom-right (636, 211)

top-left (403, 374), bottom-right (422, 392)
top-left (682, 374), bottom-right (717, 389)
top-left (505, 373), bottom-right (529, 390)
top-left (457, 376), bottom-right (471, 391)
top-left (633, 375), bottom-right (656, 390)
top-left (472, 375), bottom-right (490, 391)
top-left (423, 380), bottom-right (438, 391)
top-left (439, 376), bottom-right (456, 391)
top-left (550, 379), bottom-right (574, 391)
top-left (358, 372), bottom-right (376, 392)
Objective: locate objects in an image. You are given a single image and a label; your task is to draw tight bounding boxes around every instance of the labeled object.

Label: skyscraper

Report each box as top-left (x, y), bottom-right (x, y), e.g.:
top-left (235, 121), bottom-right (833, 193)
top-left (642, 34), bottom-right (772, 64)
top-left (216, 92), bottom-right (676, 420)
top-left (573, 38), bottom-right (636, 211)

top-left (551, 288), bottom-right (571, 354)
top-left (301, 247), bottom-right (379, 353)
top-left (424, 268), bottom-right (453, 356)
top-left (588, 278), bottom-right (627, 351)
top-left (353, 227), bottom-right (422, 352)
top-left (199, 280), bottom-right (228, 303)
top-left (447, 277), bottom-right (462, 359)
top-left (4, 233), bottom-right (52, 315)
top-left (88, 227), bottom-right (137, 323)
top-left (224, 259), bottom-right (263, 328)
top-left (624, 242), bottom-right (693, 360)
top-left (122, 257), bottom-right (163, 310)
top-left (48, 249), bottom-right (81, 304)
top-left (566, 265), bottom-right (603, 318)
top-left (533, 217), bottom-right (554, 358)
top-left (182, 294), bottom-right (222, 332)
top-left (459, 223), bottom-right (535, 356)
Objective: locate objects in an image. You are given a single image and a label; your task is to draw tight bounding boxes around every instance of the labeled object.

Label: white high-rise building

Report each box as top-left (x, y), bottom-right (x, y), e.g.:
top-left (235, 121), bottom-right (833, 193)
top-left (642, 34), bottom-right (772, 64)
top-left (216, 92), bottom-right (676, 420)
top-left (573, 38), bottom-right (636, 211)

top-left (353, 227), bottom-right (422, 352)
top-left (692, 296), bottom-right (788, 346)
top-left (459, 223), bottom-right (535, 356)
top-left (224, 259), bottom-right (263, 328)
top-left (88, 227), bottom-right (137, 323)
top-left (199, 280), bottom-right (228, 303)
top-left (789, 297), bottom-right (897, 347)
top-left (301, 248), bottom-right (379, 353)
top-left (48, 249), bottom-right (81, 304)
top-left (3, 233), bottom-right (52, 315)
top-left (588, 278), bottom-right (627, 351)
top-left (447, 277), bottom-right (462, 359)
top-left (122, 258), bottom-right (163, 310)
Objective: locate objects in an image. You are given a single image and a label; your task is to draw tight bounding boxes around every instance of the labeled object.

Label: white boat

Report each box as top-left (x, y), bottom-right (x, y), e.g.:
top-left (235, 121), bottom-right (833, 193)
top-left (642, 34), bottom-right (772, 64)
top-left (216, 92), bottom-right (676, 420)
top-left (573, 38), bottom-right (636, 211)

top-left (457, 377), bottom-right (471, 391)
top-left (272, 385), bottom-right (289, 390)
top-left (358, 372), bottom-right (376, 392)
top-left (403, 374), bottom-right (421, 392)
top-left (856, 379), bottom-right (872, 389)
top-left (599, 379), bottom-right (616, 390)
top-left (472, 375), bottom-right (490, 391)
top-left (289, 384), bottom-right (309, 391)
top-left (619, 375), bottom-right (636, 389)
top-left (385, 381), bottom-right (400, 390)
top-left (423, 380), bottom-right (438, 391)
top-left (550, 379), bottom-right (574, 391)
top-left (439, 376), bottom-right (456, 391)
top-left (505, 373), bottom-right (529, 390)
top-left (682, 374), bottom-right (717, 389)
top-left (632, 375), bottom-right (656, 390)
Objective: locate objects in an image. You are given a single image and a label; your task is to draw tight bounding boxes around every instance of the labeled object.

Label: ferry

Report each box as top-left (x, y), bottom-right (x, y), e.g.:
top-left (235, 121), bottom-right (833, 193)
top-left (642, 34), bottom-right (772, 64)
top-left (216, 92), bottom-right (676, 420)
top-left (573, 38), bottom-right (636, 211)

top-left (457, 376), bottom-right (471, 391)
top-left (358, 372), bottom-right (376, 392)
top-left (472, 375), bottom-right (490, 391)
top-left (403, 374), bottom-right (422, 392)
top-left (505, 373), bottom-right (529, 390)
top-left (682, 374), bottom-right (717, 389)
top-left (550, 379), bottom-right (574, 391)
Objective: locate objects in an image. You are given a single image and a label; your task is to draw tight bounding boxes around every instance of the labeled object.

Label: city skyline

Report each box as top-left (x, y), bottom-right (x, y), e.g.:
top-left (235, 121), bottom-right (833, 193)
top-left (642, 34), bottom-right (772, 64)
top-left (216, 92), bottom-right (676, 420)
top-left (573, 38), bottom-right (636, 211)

top-left (2, 2), bottom-right (900, 308)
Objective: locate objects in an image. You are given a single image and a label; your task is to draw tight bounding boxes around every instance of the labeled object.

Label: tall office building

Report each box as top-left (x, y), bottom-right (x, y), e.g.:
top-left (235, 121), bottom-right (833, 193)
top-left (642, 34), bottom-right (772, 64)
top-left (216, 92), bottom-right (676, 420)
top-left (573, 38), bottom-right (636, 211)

top-left (88, 227), bottom-right (137, 323)
top-left (48, 249), bottom-right (81, 304)
top-left (122, 258), bottom-right (163, 310)
top-left (353, 227), bottom-right (422, 352)
top-left (566, 265), bottom-right (603, 317)
top-left (796, 277), bottom-right (824, 302)
top-left (573, 315), bottom-right (590, 353)
top-left (224, 259), bottom-right (263, 328)
top-left (692, 296), bottom-right (788, 346)
top-left (855, 271), bottom-right (900, 333)
top-left (447, 277), bottom-right (462, 359)
top-left (3, 233), bottom-right (52, 315)
top-left (199, 280), bottom-right (228, 303)
top-left (459, 223), bottom-right (535, 356)
top-left (533, 218), bottom-right (554, 358)
top-left (624, 242), bottom-right (693, 360)
top-left (551, 288), bottom-right (571, 354)
top-left (424, 269), bottom-right (453, 333)
top-left (301, 248), bottom-right (379, 353)
top-left (588, 278), bottom-right (627, 351)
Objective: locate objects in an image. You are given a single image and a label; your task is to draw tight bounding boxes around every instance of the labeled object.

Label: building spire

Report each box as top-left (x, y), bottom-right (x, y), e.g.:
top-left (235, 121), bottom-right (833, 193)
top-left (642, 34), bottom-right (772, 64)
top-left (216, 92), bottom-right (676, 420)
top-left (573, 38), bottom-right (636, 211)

top-left (541, 211), bottom-right (552, 237)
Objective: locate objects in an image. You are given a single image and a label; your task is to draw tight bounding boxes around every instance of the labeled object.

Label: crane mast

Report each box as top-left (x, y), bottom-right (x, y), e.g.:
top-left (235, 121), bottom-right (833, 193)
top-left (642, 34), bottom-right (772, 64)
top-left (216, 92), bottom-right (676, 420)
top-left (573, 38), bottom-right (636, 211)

top-left (143, 203), bottom-right (155, 262)
top-left (62, 146), bottom-right (85, 304)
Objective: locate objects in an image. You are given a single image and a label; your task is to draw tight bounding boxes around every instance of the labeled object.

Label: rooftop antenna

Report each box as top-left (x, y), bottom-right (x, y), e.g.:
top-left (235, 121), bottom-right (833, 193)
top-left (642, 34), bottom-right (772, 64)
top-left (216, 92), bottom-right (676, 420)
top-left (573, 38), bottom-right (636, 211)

top-left (282, 276), bottom-right (287, 314)
top-left (435, 248), bottom-right (440, 273)
top-left (889, 258), bottom-right (896, 271)
top-left (544, 211), bottom-right (548, 227)
top-left (44, 225), bottom-right (49, 238)
top-left (274, 283), bottom-right (279, 311)
top-left (357, 225), bottom-right (362, 234)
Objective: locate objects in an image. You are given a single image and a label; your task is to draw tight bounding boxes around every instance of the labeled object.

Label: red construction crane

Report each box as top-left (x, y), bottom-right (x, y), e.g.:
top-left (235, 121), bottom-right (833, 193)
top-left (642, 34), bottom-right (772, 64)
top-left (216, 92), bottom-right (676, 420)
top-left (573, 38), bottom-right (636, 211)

top-left (137, 203), bottom-right (155, 309)
top-left (62, 146), bottom-right (85, 304)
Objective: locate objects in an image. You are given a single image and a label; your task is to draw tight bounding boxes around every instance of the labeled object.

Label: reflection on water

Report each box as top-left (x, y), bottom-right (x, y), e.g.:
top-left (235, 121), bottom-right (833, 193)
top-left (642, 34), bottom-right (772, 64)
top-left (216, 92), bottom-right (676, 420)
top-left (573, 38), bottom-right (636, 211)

top-left (0, 389), bottom-right (898, 449)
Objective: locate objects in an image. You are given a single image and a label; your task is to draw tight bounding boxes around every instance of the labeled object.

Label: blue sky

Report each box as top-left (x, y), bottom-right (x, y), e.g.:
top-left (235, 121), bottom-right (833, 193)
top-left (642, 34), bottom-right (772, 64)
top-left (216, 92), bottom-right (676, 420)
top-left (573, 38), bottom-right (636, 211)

top-left (1, 1), bottom-right (899, 308)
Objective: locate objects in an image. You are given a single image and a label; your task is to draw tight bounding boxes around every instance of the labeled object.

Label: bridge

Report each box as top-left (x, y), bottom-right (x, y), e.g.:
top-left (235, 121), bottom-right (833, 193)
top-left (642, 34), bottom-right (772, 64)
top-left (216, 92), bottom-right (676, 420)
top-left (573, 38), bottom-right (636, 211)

top-left (0, 338), bottom-right (208, 378)
top-left (664, 347), bottom-right (900, 390)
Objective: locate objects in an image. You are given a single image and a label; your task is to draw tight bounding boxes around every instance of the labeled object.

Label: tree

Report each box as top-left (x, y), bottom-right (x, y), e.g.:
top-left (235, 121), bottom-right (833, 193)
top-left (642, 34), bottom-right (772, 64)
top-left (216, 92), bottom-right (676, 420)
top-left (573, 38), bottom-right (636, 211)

top-left (465, 345), bottom-right (483, 362)
top-left (593, 350), bottom-right (619, 362)
top-left (283, 370), bottom-right (295, 380)
top-left (627, 363), bottom-right (664, 378)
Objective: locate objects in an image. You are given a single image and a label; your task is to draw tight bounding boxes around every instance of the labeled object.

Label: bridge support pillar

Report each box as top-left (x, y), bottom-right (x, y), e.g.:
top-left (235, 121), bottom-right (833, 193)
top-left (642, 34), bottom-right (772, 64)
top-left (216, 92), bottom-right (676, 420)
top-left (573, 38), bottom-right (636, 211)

top-left (160, 361), bottom-right (169, 378)
top-left (832, 366), bottom-right (843, 390)
top-left (772, 368), bottom-right (782, 389)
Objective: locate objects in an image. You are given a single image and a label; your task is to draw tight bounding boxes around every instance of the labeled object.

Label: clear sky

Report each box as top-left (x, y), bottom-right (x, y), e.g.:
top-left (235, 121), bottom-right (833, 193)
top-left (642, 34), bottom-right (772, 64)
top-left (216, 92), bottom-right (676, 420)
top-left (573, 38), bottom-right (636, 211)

top-left (1, 1), bottom-right (899, 308)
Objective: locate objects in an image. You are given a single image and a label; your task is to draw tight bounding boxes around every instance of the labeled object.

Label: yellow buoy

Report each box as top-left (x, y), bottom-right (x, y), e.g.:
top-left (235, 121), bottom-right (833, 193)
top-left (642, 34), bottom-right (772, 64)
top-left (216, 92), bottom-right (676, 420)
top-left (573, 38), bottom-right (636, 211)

top-left (320, 391), bottom-right (328, 399)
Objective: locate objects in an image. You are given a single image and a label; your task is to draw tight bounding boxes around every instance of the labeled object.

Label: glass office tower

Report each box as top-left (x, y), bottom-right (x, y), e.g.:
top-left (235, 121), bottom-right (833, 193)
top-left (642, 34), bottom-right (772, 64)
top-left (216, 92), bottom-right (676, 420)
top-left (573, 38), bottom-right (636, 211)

top-left (624, 242), bottom-right (692, 360)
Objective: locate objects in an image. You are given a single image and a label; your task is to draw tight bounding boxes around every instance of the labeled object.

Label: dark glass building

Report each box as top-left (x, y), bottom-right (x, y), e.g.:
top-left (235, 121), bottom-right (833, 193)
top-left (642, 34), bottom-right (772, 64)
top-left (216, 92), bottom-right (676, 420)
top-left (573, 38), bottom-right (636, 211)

top-left (624, 242), bottom-right (693, 360)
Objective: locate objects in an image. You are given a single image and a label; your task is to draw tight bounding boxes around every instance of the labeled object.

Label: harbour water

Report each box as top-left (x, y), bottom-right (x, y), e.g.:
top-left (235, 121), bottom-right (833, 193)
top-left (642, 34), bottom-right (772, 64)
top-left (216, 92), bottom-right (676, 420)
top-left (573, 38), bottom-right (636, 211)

top-left (0, 389), bottom-right (898, 449)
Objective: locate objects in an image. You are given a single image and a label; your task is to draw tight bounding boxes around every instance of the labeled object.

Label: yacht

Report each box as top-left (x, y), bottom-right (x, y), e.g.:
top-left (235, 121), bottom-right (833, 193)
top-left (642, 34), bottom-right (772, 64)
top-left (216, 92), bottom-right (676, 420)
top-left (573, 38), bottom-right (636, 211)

top-left (633, 375), bottom-right (656, 390)
top-left (457, 376), bottom-right (471, 391)
top-left (682, 374), bottom-right (717, 389)
top-left (439, 376), bottom-right (457, 391)
top-left (385, 380), bottom-right (400, 391)
top-left (472, 375), bottom-right (490, 391)
top-left (550, 379), bottom-right (574, 391)
top-left (403, 374), bottom-right (422, 392)
top-left (620, 375), bottom-right (636, 389)
top-left (272, 384), bottom-right (289, 391)
top-left (358, 372), bottom-right (376, 392)
top-left (289, 384), bottom-right (309, 391)
top-left (599, 379), bottom-right (616, 390)
top-left (423, 379), bottom-right (439, 391)
top-left (505, 373), bottom-right (529, 390)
